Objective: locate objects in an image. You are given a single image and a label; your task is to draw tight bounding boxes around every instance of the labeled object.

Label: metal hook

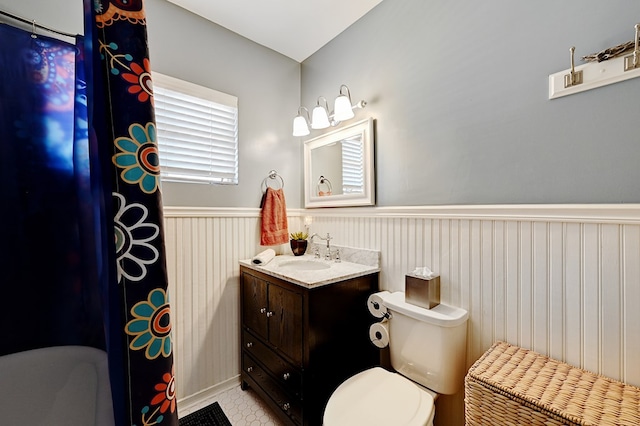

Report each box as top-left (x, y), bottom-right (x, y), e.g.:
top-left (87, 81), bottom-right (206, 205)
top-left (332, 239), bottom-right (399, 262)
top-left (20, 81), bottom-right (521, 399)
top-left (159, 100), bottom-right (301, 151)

top-left (30, 20), bottom-right (37, 38)
top-left (564, 46), bottom-right (583, 88)
top-left (624, 23), bottom-right (640, 72)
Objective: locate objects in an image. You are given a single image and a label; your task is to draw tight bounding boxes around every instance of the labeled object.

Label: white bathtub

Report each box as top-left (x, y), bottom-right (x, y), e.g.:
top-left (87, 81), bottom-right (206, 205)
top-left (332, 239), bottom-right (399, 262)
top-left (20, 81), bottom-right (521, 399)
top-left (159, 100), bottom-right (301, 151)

top-left (0, 345), bottom-right (114, 425)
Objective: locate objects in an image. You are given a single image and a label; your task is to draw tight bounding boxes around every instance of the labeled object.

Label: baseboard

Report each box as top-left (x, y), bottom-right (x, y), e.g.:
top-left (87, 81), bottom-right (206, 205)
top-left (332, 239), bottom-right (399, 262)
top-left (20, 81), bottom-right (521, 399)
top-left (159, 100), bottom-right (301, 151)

top-left (178, 375), bottom-right (240, 416)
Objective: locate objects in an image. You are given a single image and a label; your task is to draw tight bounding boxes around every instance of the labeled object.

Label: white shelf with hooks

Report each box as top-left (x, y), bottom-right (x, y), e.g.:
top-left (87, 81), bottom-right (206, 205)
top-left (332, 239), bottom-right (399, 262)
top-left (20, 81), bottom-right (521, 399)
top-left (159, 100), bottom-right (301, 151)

top-left (549, 53), bottom-right (640, 99)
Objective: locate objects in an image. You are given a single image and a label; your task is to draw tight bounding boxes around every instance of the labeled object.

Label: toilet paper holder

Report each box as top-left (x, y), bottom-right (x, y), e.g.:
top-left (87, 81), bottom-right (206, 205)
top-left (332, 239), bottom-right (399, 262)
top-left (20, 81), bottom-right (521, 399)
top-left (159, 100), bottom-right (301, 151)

top-left (367, 292), bottom-right (392, 319)
top-left (370, 300), bottom-right (391, 320)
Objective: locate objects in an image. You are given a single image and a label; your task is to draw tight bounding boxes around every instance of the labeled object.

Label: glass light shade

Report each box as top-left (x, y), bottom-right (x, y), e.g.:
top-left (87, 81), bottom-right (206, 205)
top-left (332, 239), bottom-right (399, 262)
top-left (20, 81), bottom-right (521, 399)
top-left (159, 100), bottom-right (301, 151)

top-left (333, 94), bottom-right (355, 121)
top-left (293, 115), bottom-right (310, 136)
top-left (311, 105), bottom-right (330, 129)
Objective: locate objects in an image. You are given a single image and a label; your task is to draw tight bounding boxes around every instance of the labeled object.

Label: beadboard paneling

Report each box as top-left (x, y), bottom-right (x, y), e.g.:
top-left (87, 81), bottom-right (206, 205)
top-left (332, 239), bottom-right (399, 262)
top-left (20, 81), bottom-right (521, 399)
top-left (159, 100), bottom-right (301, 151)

top-left (163, 210), bottom-right (303, 401)
top-left (163, 205), bottom-right (640, 418)
top-left (304, 210), bottom-right (640, 387)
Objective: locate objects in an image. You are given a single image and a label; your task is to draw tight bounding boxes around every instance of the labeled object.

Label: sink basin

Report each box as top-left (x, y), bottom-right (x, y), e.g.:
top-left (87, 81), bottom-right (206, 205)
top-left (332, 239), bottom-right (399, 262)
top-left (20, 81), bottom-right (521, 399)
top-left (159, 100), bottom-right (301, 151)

top-left (278, 260), bottom-right (331, 271)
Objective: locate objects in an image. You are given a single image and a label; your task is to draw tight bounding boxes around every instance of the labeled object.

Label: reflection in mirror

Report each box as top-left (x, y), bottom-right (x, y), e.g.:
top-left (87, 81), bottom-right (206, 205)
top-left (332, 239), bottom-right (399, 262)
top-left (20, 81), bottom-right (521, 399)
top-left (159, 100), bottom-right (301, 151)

top-left (304, 118), bottom-right (374, 208)
top-left (311, 135), bottom-right (364, 197)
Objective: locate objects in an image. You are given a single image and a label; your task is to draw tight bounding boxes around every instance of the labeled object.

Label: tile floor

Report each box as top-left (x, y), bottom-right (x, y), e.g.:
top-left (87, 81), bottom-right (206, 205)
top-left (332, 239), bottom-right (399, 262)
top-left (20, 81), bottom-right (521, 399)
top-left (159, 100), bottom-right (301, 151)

top-left (180, 384), bottom-right (285, 426)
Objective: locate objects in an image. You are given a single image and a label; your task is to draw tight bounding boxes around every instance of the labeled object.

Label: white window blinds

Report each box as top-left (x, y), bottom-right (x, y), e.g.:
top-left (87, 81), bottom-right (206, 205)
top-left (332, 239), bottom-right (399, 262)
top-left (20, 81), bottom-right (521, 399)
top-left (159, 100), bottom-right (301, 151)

top-left (341, 137), bottom-right (365, 194)
top-left (152, 72), bottom-right (238, 184)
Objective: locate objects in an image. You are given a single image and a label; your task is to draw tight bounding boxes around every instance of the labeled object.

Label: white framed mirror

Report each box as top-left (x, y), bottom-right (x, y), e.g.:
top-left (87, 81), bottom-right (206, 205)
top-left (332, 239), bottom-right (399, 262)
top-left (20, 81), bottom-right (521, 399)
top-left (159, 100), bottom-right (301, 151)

top-left (304, 118), bottom-right (375, 208)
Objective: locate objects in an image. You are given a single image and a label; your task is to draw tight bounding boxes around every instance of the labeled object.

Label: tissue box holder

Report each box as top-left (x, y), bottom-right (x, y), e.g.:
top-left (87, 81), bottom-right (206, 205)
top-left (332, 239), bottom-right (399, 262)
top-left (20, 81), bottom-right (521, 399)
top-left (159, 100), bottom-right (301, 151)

top-left (405, 274), bottom-right (440, 309)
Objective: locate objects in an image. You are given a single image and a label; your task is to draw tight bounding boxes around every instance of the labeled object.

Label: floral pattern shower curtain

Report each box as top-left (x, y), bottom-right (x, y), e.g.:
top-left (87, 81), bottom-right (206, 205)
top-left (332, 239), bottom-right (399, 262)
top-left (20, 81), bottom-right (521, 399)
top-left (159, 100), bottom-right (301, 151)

top-left (83, 1), bottom-right (178, 425)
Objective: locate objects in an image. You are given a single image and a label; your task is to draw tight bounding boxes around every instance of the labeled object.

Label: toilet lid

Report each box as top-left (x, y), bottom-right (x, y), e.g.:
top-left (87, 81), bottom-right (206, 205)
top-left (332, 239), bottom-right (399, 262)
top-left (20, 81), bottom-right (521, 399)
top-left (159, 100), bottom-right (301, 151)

top-left (323, 367), bottom-right (434, 426)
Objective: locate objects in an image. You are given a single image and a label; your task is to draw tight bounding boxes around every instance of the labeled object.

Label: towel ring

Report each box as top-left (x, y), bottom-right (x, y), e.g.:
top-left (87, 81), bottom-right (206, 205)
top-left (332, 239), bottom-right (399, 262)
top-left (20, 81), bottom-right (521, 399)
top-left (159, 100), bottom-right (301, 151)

top-left (317, 176), bottom-right (332, 196)
top-left (261, 170), bottom-right (284, 193)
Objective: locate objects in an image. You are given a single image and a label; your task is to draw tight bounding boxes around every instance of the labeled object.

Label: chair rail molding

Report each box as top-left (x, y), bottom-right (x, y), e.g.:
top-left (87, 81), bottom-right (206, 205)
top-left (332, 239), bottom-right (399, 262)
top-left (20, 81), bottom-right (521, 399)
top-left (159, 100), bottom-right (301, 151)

top-left (163, 204), bottom-right (640, 224)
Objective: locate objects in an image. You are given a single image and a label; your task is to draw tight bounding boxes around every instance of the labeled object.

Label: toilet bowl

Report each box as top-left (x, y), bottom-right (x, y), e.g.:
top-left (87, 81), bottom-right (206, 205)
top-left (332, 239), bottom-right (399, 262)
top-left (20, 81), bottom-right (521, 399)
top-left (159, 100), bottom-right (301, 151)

top-left (323, 367), bottom-right (436, 426)
top-left (322, 291), bottom-right (468, 426)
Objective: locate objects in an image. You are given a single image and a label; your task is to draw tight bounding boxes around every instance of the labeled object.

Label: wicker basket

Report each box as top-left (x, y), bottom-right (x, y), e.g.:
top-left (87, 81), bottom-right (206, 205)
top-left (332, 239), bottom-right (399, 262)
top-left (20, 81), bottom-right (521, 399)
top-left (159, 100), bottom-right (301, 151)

top-left (465, 341), bottom-right (640, 426)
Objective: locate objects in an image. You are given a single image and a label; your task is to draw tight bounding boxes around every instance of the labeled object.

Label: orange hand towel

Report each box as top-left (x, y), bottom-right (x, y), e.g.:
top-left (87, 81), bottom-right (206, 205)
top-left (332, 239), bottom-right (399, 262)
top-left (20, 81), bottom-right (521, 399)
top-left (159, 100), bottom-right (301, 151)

top-left (260, 187), bottom-right (289, 246)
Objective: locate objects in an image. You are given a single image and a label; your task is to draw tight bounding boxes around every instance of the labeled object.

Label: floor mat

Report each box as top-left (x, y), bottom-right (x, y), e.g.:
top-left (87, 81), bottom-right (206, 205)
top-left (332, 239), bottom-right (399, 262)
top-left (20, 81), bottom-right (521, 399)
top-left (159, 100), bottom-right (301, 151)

top-left (179, 401), bottom-right (232, 426)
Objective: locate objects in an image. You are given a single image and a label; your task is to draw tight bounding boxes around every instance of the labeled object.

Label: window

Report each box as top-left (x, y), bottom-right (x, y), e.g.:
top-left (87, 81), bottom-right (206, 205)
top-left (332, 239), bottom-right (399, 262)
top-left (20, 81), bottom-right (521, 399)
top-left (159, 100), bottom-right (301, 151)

top-left (153, 72), bottom-right (238, 184)
top-left (341, 137), bottom-right (365, 194)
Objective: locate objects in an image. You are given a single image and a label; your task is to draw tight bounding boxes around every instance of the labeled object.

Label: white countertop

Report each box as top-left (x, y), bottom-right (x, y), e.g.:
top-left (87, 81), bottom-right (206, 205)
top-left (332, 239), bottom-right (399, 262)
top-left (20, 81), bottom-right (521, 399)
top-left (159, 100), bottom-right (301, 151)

top-left (239, 254), bottom-right (380, 288)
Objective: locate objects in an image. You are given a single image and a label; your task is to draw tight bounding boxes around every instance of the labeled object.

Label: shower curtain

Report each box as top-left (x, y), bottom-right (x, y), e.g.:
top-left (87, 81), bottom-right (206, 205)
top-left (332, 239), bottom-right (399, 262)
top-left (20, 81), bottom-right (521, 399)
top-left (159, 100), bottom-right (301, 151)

top-left (0, 24), bottom-right (105, 356)
top-left (83, 0), bottom-right (179, 424)
top-left (0, 1), bottom-right (179, 425)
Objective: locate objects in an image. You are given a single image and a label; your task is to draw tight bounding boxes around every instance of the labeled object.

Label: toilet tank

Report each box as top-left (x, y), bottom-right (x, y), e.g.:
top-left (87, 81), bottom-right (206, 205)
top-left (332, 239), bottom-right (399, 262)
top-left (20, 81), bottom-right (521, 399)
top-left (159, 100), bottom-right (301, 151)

top-left (381, 291), bottom-right (468, 395)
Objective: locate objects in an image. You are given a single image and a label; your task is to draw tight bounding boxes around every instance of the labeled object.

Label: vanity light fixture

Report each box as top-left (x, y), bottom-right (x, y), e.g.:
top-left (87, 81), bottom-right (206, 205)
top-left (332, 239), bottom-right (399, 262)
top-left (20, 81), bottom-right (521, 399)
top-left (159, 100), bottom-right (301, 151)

top-left (293, 84), bottom-right (366, 136)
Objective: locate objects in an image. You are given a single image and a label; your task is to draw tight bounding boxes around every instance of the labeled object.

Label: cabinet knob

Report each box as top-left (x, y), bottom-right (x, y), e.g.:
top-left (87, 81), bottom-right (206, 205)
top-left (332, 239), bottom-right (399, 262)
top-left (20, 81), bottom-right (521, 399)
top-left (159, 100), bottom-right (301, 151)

top-left (246, 342), bottom-right (253, 348)
top-left (283, 372), bottom-right (290, 380)
top-left (266, 311), bottom-right (274, 317)
top-left (282, 403), bottom-right (291, 411)
top-left (259, 307), bottom-right (266, 314)
top-left (246, 366), bottom-right (253, 373)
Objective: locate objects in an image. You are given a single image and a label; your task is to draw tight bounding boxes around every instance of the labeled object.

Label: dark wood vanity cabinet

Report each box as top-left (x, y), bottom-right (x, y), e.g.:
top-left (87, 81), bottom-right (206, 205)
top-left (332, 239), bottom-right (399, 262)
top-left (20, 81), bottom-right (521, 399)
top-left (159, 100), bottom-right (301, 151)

top-left (240, 265), bottom-right (379, 426)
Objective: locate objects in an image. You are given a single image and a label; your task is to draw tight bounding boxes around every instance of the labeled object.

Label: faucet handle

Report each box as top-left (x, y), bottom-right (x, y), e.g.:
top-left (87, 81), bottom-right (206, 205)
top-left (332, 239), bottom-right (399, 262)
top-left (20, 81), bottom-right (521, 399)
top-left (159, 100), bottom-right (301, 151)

top-left (334, 248), bottom-right (341, 263)
top-left (313, 246), bottom-right (321, 259)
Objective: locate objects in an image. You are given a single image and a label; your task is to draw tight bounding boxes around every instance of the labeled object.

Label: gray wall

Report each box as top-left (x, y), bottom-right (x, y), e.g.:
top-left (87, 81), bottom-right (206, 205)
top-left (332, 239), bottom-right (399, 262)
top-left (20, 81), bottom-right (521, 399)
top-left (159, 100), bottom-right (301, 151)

top-left (0, 0), bottom-right (302, 208)
top-left (5, 0), bottom-right (640, 209)
top-left (0, 0), bottom-right (83, 35)
top-left (145, 1), bottom-right (301, 208)
top-left (302, 0), bottom-right (640, 205)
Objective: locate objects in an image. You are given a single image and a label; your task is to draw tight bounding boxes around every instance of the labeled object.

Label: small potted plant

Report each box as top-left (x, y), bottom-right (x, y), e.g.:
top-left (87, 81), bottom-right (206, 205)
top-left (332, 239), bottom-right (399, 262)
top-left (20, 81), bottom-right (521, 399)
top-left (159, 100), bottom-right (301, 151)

top-left (289, 231), bottom-right (309, 256)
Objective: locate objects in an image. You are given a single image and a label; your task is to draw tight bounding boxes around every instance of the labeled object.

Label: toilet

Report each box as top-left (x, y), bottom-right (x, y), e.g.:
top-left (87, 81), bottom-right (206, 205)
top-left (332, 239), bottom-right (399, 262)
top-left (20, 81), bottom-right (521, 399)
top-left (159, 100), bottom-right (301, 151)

top-left (323, 291), bottom-right (468, 426)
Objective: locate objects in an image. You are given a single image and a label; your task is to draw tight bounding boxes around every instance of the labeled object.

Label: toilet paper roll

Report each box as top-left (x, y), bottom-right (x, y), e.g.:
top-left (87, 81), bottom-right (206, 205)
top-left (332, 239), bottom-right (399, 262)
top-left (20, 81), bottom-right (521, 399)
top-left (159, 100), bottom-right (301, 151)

top-left (369, 322), bottom-right (389, 348)
top-left (367, 292), bottom-right (389, 318)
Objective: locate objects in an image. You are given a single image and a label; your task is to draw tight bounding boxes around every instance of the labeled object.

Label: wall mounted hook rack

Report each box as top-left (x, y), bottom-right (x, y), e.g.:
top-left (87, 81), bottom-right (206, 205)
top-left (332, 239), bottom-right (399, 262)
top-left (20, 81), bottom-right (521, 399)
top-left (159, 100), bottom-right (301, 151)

top-left (549, 23), bottom-right (640, 99)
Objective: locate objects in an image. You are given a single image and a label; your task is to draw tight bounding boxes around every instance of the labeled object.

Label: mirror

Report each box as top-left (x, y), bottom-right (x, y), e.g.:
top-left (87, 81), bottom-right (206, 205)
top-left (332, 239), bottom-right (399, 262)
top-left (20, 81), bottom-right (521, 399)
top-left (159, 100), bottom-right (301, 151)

top-left (304, 118), bottom-right (375, 208)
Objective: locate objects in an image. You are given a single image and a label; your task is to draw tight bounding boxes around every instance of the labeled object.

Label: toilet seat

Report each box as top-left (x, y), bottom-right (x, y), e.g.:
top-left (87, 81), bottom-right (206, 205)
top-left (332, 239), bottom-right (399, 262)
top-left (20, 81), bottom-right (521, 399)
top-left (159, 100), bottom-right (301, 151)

top-left (323, 367), bottom-right (435, 426)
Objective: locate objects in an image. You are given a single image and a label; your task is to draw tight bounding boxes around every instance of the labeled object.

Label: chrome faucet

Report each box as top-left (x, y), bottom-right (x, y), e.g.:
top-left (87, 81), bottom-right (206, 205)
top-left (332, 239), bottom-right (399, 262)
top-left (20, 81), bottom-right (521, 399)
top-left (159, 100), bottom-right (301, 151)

top-left (311, 233), bottom-right (333, 260)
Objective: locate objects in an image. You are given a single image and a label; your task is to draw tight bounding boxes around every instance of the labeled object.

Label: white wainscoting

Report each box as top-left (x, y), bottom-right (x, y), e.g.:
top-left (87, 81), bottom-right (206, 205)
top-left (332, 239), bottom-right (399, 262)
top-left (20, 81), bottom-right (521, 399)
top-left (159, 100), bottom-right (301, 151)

top-left (164, 205), bottom-right (640, 420)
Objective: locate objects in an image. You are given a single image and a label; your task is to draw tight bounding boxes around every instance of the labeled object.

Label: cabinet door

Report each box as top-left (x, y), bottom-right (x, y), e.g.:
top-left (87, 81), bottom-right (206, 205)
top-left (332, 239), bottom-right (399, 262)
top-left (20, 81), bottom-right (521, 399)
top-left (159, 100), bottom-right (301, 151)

top-left (268, 284), bottom-right (303, 366)
top-left (242, 273), bottom-right (268, 340)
